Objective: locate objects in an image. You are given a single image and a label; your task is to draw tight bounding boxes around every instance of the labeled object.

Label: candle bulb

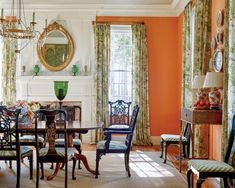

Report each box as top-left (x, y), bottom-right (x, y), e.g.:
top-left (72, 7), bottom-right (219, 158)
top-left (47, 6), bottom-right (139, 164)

top-left (45, 19), bottom-right (47, 29)
top-left (1, 8), bottom-right (3, 20)
top-left (32, 12), bottom-right (35, 23)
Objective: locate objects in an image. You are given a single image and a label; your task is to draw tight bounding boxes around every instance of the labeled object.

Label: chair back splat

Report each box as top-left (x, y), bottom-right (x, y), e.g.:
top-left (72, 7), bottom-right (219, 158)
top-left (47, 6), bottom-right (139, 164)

top-left (109, 100), bottom-right (131, 125)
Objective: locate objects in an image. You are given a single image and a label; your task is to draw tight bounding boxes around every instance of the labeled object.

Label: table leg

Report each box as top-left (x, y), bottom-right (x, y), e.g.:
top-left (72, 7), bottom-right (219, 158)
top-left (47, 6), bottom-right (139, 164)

top-left (75, 153), bottom-right (96, 175)
top-left (47, 163), bottom-right (62, 180)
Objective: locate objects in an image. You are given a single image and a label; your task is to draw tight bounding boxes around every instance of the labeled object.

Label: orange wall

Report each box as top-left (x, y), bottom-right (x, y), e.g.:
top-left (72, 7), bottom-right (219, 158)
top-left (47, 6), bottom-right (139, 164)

top-left (96, 17), bottom-right (181, 136)
top-left (210, 0), bottom-right (225, 160)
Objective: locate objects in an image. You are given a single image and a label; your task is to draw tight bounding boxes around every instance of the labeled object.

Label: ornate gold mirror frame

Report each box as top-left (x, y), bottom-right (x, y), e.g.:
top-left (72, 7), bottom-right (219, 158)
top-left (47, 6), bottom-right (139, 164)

top-left (37, 21), bottom-right (74, 71)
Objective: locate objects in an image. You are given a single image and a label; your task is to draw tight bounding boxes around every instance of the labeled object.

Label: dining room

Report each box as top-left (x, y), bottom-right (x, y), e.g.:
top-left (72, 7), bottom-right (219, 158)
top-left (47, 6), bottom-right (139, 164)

top-left (0, 0), bottom-right (234, 188)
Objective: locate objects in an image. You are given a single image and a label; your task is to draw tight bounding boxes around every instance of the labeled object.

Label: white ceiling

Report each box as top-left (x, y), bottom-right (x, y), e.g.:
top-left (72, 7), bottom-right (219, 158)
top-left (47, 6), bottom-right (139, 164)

top-left (1, 0), bottom-right (174, 5)
top-left (0, 0), bottom-right (190, 17)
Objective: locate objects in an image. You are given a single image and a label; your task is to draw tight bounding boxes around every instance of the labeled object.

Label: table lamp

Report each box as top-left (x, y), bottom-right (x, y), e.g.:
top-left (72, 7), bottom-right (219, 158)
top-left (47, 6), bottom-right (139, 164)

top-left (203, 72), bottom-right (223, 110)
top-left (54, 81), bottom-right (68, 120)
top-left (192, 75), bottom-right (210, 109)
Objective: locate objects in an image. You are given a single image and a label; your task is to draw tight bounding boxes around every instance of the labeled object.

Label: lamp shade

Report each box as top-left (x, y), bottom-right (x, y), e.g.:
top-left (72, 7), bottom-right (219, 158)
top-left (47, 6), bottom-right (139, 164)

top-left (192, 75), bottom-right (206, 89)
top-left (203, 72), bottom-right (223, 88)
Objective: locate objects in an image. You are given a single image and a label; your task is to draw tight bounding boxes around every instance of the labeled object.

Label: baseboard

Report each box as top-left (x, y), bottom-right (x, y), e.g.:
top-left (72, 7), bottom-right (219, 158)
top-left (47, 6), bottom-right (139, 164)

top-left (151, 136), bottom-right (161, 145)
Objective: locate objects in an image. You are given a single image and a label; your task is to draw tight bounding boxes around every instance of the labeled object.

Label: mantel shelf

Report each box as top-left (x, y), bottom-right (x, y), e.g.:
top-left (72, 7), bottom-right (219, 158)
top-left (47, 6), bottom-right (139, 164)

top-left (16, 75), bottom-right (92, 80)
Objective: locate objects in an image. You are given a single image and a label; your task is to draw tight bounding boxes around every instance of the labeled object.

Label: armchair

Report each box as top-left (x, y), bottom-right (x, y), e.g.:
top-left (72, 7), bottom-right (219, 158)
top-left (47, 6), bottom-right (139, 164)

top-left (95, 105), bottom-right (139, 178)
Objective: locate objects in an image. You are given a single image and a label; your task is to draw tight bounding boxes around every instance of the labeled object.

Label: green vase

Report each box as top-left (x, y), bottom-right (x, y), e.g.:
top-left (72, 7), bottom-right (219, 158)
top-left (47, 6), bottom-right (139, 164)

top-left (72, 65), bottom-right (78, 76)
top-left (33, 65), bottom-right (40, 76)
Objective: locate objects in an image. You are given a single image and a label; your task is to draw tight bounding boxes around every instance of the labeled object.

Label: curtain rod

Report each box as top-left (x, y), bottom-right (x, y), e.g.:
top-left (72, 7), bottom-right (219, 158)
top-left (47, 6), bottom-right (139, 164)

top-left (92, 21), bottom-right (145, 25)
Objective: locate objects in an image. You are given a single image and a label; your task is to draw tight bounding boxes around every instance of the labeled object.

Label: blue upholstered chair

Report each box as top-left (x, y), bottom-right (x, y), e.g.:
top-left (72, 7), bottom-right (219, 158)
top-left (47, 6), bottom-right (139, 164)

top-left (95, 105), bottom-right (139, 178)
top-left (0, 106), bottom-right (33, 188)
top-left (187, 114), bottom-right (235, 188)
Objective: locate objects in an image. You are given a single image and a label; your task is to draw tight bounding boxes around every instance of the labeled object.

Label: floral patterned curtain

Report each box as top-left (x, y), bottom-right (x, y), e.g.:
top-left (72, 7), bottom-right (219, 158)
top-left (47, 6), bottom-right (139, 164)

top-left (93, 23), bottom-right (110, 142)
top-left (182, 3), bottom-right (193, 108)
top-left (193, 0), bottom-right (212, 158)
top-left (223, 0), bottom-right (233, 158)
top-left (2, 38), bottom-right (17, 104)
top-left (132, 24), bottom-right (152, 145)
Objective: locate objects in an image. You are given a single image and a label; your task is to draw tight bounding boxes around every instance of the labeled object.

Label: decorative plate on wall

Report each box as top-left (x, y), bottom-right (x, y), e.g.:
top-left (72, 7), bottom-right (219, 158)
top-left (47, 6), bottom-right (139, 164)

top-left (211, 36), bottom-right (217, 50)
top-left (216, 10), bottom-right (224, 28)
top-left (212, 49), bottom-right (223, 72)
top-left (215, 30), bottom-right (223, 45)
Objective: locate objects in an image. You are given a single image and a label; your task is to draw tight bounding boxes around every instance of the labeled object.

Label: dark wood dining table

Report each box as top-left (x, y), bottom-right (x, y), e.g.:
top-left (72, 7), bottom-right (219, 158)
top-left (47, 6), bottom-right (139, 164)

top-left (18, 120), bottom-right (103, 180)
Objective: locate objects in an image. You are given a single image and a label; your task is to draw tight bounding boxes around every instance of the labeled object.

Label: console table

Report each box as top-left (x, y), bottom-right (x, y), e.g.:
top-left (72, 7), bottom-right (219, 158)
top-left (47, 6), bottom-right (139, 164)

top-left (179, 108), bottom-right (222, 172)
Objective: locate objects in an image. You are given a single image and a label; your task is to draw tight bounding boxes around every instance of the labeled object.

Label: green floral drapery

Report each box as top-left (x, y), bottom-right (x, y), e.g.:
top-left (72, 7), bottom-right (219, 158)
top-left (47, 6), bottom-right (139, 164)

top-left (193, 0), bottom-right (212, 158)
top-left (182, 3), bottom-right (193, 108)
top-left (223, 0), bottom-right (233, 158)
top-left (132, 24), bottom-right (152, 145)
top-left (2, 38), bottom-right (17, 104)
top-left (93, 23), bottom-right (110, 142)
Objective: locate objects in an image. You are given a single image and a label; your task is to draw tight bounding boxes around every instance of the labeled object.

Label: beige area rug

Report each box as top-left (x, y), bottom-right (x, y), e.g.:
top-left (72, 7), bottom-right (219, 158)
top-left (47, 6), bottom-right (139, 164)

top-left (0, 151), bottom-right (187, 188)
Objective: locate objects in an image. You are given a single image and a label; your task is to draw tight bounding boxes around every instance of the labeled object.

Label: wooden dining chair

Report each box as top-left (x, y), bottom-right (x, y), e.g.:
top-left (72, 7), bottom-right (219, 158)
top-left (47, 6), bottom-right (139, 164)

top-left (55, 105), bottom-right (82, 169)
top-left (160, 123), bottom-right (191, 163)
top-left (34, 109), bottom-right (77, 188)
top-left (95, 105), bottom-right (139, 178)
top-left (187, 114), bottom-right (235, 188)
top-left (0, 106), bottom-right (33, 188)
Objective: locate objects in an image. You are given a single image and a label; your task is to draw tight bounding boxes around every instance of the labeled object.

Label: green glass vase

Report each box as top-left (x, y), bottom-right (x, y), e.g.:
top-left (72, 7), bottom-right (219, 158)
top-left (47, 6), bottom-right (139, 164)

top-left (33, 65), bottom-right (40, 76)
top-left (54, 81), bottom-right (68, 102)
top-left (72, 65), bottom-right (78, 76)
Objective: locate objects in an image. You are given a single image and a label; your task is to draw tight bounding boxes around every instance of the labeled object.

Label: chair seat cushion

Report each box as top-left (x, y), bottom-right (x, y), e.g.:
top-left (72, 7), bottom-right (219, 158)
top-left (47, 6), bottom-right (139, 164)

top-left (97, 140), bottom-right (127, 151)
top-left (55, 138), bottom-right (81, 146)
top-left (19, 135), bottom-right (44, 143)
top-left (109, 125), bottom-right (129, 129)
top-left (161, 134), bottom-right (187, 142)
top-left (188, 159), bottom-right (235, 173)
top-left (39, 147), bottom-right (77, 159)
top-left (0, 146), bottom-right (32, 157)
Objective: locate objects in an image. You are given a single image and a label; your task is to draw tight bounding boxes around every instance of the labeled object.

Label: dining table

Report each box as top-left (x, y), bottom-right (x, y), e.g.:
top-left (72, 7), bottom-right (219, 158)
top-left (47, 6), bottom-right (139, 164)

top-left (18, 120), bottom-right (103, 180)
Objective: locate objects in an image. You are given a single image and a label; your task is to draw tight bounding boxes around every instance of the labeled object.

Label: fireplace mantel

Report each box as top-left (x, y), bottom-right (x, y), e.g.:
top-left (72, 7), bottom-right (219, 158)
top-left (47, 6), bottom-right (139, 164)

top-left (16, 76), bottom-right (94, 123)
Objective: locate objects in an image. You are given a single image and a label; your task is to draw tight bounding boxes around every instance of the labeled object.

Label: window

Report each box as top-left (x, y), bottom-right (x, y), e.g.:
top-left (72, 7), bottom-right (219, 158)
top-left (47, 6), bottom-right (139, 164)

top-left (109, 25), bottom-right (132, 102)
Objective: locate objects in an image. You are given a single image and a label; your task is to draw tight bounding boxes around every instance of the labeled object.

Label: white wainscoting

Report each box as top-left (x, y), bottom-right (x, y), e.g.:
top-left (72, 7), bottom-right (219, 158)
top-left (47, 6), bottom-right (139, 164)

top-left (16, 76), bottom-right (95, 143)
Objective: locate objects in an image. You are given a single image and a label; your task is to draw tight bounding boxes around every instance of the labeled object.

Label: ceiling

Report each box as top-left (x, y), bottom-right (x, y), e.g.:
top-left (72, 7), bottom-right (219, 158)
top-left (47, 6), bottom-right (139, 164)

top-left (1, 0), bottom-right (174, 5)
top-left (0, 0), bottom-right (189, 17)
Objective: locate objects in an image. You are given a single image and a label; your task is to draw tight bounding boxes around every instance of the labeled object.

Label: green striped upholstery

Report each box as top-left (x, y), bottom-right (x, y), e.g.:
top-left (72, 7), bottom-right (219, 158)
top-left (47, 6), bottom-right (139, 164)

top-left (97, 140), bottom-right (127, 150)
top-left (55, 138), bottom-right (81, 146)
top-left (188, 159), bottom-right (235, 173)
top-left (0, 146), bottom-right (32, 157)
top-left (161, 134), bottom-right (187, 142)
top-left (19, 135), bottom-right (44, 143)
top-left (39, 147), bottom-right (77, 159)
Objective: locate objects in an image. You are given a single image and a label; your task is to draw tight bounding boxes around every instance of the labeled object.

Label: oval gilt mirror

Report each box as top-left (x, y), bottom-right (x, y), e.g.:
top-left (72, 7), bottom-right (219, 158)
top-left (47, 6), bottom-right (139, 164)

top-left (37, 22), bottom-right (74, 71)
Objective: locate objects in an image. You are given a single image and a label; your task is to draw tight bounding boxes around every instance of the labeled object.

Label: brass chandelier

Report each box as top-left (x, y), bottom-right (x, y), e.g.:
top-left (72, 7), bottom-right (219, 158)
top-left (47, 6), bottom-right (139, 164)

top-left (0, 0), bottom-right (37, 50)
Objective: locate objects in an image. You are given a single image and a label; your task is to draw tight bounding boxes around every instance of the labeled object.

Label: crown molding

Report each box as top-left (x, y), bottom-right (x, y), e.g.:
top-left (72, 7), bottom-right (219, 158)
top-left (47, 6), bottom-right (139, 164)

top-left (0, 0), bottom-right (190, 17)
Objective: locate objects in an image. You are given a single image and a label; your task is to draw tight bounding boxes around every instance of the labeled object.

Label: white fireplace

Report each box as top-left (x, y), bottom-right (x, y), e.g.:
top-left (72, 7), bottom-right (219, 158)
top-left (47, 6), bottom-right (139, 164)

top-left (16, 75), bottom-right (95, 143)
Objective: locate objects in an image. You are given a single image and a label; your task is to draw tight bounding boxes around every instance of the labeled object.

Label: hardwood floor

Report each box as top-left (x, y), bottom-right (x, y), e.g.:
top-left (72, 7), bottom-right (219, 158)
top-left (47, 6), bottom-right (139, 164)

top-left (82, 144), bottom-right (221, 188)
